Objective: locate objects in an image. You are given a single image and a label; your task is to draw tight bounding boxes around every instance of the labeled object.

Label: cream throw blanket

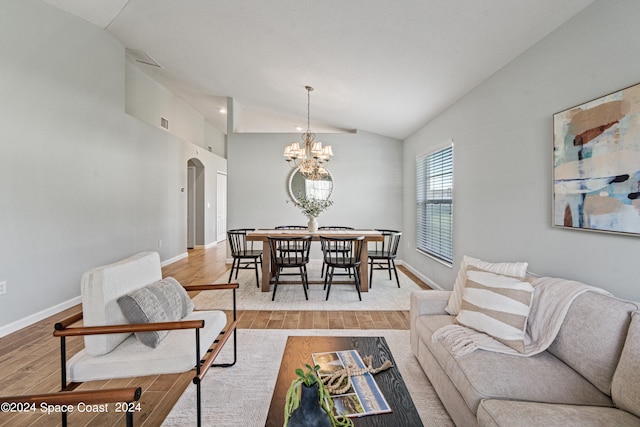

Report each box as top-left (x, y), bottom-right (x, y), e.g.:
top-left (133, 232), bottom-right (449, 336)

top-left (432, 277), bottom-right (610, 358)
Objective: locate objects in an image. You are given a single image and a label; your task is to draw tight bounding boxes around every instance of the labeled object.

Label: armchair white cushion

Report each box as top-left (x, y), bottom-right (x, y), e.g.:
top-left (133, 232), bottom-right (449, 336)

top-left (81, 252), bottom-right (162, 356)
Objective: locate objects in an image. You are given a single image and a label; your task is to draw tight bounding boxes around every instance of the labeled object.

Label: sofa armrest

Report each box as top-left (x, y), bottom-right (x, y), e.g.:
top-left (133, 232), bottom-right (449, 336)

top-left (410, 290), bottom-right (451, 357)
top-left (410, 290), bottom-right (451, 317)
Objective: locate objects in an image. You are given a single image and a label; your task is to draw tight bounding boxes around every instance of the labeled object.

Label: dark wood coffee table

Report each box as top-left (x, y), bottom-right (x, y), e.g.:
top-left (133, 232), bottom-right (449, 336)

top-left (265, 336), bottom-right (423, 426)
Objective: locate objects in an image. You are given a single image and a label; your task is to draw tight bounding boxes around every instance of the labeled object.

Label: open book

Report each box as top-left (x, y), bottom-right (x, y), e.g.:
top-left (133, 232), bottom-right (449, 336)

top-left (312, 349), bottom-right (392, 418)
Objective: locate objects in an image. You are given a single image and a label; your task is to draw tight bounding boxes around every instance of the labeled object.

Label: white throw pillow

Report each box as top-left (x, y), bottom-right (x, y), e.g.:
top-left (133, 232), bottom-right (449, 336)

top-left (445, 255), bottom-right (528, 315)
top-left (456, 266), bottom-right (534, 353)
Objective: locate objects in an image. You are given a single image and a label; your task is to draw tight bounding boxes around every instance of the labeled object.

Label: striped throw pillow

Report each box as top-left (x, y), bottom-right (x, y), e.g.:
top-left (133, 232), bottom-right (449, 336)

top-left (455, 266), bottom-right (534, 353)
top-left (445, 255), bottom-right (528, 315)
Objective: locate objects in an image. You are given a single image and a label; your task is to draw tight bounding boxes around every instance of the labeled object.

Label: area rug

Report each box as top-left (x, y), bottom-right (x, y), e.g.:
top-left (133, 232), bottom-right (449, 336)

top-left (162, 329), bottom-right (453, 427)
top-left (191, 265), bottom-right (424, 311)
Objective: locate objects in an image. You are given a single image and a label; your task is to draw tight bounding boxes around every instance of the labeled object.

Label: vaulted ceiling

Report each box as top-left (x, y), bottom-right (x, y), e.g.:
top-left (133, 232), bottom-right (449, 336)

top-left (43, 0), bottom-right (594, 139)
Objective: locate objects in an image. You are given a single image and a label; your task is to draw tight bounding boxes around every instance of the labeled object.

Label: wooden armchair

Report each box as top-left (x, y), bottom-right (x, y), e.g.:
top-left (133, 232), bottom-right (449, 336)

top-left (53, 252), bottom-right (238, 427)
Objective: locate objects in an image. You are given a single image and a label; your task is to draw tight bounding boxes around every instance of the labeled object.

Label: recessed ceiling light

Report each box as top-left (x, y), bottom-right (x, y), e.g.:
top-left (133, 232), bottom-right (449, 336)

top-left (295, 126), bottom-right (303, 131)
top-left (219, 108), bottom-right (226, 114)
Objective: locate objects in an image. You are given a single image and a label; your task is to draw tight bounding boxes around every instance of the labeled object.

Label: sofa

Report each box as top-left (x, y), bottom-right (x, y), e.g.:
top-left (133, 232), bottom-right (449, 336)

top-left (410, 257), bottom-right (640, 427)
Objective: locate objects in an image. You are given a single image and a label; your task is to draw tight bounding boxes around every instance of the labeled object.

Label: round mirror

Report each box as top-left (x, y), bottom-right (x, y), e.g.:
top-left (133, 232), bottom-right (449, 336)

top-left (287, 167), bottom-right (334, 206)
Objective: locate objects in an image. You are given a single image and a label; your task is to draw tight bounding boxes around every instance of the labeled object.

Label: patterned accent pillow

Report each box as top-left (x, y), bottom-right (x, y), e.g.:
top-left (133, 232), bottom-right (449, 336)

top-left (455, 266), bottom-right (534, 353)
top-left (445, 255), bottom-right (528, 315)
top-left (117, 277), bottom-right (195, 348)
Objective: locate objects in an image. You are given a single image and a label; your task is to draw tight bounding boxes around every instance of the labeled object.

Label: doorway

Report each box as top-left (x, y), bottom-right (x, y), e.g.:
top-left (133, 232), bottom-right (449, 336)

top-left (216, 172), bottom-right (227, 242)
top-left (187, 158), bottom-right (205, 249)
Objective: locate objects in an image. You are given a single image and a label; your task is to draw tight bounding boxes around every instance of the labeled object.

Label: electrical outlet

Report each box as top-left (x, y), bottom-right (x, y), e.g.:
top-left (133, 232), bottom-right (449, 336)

top-left (0, 281), bottom-right (6, 295)
top-left (158, 240), bottom-right (163, 249)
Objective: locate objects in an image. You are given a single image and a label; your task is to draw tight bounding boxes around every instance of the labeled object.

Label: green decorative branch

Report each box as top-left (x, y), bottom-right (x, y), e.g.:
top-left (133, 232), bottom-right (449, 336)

top-left (295, 193), bottom-right (334, 218)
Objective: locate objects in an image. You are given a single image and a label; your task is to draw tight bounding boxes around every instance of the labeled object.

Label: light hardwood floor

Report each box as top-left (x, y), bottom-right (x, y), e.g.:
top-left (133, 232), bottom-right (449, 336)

top-left (0, 246), bottom-right (430, 427)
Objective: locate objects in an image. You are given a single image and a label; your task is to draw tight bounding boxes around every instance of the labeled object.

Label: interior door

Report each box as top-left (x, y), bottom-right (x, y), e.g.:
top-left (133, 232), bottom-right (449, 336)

top-left (217, 172), bottom-right (227, 242)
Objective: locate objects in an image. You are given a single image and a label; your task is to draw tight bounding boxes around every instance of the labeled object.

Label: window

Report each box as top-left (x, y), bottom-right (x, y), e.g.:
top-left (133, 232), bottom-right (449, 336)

top-left (416, 144), bottom-right (453, 264)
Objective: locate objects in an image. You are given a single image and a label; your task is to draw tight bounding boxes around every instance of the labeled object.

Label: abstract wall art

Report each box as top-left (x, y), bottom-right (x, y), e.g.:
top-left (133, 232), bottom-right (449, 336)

top-left (553, 82), bottom-right (640, 236)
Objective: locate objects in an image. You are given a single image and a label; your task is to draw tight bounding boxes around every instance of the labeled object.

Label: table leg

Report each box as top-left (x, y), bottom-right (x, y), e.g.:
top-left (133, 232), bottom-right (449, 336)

top-left (359, 244), bottom-right (369, 292)
top-left (261, 240), bottom-right (272, 292)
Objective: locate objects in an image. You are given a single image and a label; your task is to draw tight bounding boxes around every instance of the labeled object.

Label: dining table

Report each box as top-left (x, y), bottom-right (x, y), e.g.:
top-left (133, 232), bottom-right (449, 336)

top-left (246, 229), bottom-right (384, 293)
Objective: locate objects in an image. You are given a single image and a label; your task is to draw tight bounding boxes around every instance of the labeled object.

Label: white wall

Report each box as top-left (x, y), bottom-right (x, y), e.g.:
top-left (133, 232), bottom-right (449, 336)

top-left (402, 0), bottom-right (640, 301)
top-left (0, 0), bottom-right (226, 331)
top-left (227, 131), bottom-right (403, 257)
top-left (125, 59), bottom-right (227, 158)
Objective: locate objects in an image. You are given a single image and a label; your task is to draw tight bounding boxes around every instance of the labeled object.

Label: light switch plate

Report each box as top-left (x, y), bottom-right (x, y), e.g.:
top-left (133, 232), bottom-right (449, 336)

top-left (0, 281), bottom-right (6, 295)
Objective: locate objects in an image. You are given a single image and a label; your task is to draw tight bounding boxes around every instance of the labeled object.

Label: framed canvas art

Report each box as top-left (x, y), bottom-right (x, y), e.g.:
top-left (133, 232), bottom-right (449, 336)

top-left (553, 83), bottom-right (640, 236)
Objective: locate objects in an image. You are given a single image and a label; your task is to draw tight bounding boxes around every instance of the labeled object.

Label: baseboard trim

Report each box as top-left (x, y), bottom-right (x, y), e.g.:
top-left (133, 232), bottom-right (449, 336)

top-left (193, 241), bottom-right (218, 250)
top-left (397, 260), bottom-right (444, 290)
top-left (161, 252), bottom-right (188, 267)
top-left (0, 296), bottom-right (82, 338)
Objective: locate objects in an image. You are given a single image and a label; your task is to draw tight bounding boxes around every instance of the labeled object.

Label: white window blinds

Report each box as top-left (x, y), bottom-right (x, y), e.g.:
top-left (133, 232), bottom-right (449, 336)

top-left (416, 144), bottom-right (453, 264)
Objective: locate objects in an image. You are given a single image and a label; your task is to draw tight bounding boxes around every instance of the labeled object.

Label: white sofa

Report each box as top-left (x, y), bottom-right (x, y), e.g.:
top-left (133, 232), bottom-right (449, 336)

top-left (410, 284), bottom-right (640, 426)
top-left (54, 251), bottom-right (238, 426)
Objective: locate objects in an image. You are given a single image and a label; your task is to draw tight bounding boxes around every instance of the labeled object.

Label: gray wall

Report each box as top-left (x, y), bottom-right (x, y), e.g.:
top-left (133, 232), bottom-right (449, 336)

top-left (0, 0), bottom-right (226, 331)
top-left (402, 0), bottom-right (640, 301)
top-left (227, 131), bottom-right (403, 258)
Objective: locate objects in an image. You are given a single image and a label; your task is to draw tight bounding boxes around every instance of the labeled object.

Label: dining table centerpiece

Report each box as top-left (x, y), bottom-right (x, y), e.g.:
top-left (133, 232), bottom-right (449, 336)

top-left (295, 193), bottom-right (333, 232)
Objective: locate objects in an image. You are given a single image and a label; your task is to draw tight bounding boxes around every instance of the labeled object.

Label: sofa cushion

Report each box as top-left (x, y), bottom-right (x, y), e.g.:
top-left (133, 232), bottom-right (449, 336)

top-left (417, 314), bottom-right (612, 414)
top-left (117, 277), bottom-right (195, 348)
top-left (82, 252), bottom-right (163, 356)
top-left (547, 292), bottom-right (640, 395)
top-left (445, 255), bottom-right (528, 316)
top-left (67, 310), bottom-right (227, 382)
top-left (478, 399), bottom-right (640, 427)
top-left (456, 267), bottom-right (533, 353)
top-left (612, 311), bottom-right (640, 417)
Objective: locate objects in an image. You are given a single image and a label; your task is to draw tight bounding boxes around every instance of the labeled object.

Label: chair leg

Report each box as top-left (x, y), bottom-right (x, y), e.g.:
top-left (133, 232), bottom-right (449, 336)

top-left (369, 258), bottom-right (374, 288)
top-left (196, 378), bottom-right (202, 427)
top-left (321, 261), bottom-right (326, 278)
top-left (253, 258), bottom-right (260, 288)
top-left (392, 260), bottom-right (400, 287)
top-left (325, 267), bottom-right (334, 300)
top-left (300, 266), bottom-right (309, 300)
top-left (228, 258), bottom-right (236, 283)
top-left (353, 267), bottom-right (362, 301)
top-left (272, 268), bottom-right (280, 301)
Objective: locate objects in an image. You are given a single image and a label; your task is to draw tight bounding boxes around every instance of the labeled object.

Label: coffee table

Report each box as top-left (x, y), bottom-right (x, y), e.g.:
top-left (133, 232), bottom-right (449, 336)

top-left (265, 336), bottom-right (423, 426)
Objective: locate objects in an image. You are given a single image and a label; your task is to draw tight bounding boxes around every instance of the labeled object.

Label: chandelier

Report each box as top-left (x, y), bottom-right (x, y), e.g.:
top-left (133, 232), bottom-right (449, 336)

top-left (283, 86), bottom-right (333, 180)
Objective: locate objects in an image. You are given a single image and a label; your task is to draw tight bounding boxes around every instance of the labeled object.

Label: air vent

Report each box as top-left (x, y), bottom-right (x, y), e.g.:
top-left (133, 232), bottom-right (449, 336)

top-left (125, 48), bottom-right (163, 68)
top-left (160, 117), bottom-right (169, 129)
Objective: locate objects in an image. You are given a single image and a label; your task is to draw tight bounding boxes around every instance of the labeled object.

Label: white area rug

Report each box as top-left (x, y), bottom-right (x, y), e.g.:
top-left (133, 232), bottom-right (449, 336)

top-left (192, 265), bottom-right (424, 311)
top-left (162, 329), bottom-right (453, 427)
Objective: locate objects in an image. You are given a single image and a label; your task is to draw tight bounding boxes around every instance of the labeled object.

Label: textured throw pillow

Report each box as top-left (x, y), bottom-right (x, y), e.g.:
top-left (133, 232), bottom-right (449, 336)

top-left (445, 255), bottom-right (528, 315)
top-left (117, 277), bottom-right (195, 348)
top-left (455, 266), bottom-right (534, 353)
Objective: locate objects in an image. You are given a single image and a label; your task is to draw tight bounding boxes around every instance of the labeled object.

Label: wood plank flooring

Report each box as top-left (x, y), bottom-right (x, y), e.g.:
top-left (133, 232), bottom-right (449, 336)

top-left (0, 246), bottom-right (431, 427)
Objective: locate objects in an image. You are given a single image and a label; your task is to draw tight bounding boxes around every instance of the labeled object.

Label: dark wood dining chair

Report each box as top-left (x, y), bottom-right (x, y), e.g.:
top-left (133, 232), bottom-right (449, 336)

top-left (227, 228), bottom-right (262, 287)
top-left (267, 235), bottom-right (312, 301)
top-left (274, 225), bottom-right (308, 229)
top-left (320, 235), bottom-right (365, 301)
top-left (318, 226), bottom-right (355, 277)
top-left (368, 229), bottom-right (402, 288)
